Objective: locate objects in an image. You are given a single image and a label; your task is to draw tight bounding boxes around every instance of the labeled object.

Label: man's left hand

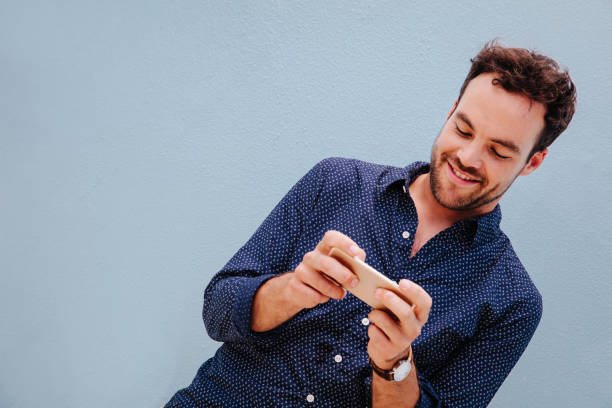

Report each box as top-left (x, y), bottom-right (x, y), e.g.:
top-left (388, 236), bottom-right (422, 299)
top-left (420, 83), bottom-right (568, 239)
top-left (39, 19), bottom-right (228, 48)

top-left (367, 279), bottom-right (432, 370)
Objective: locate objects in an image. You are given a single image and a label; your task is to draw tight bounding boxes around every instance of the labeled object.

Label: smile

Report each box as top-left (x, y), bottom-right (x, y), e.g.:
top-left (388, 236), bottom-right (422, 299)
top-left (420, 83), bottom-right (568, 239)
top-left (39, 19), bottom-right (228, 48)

top-left (447, 162), bottom-right (480, 184)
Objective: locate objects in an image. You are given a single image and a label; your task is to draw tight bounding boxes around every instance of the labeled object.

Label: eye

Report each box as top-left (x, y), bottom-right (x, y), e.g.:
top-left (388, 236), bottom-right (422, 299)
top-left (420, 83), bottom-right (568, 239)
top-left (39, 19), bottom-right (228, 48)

top-left (491, 148), bottom-right (510, 159)
top-left (455, 123), bottom-right (511, 159)
top-left (455, 124), bottom-right (471, 137)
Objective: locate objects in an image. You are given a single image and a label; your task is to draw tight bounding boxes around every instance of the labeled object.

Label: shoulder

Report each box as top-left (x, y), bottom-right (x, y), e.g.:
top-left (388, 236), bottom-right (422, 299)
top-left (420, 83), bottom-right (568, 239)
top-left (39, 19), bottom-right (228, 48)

top-left (312, 156), bottom-right (406, 191)
top-left (293, 157), bottom-right (405, 216)
top-left (284, 157), bottom-right (403, 217)
top-left (314, 156), bottom-right (396, 177)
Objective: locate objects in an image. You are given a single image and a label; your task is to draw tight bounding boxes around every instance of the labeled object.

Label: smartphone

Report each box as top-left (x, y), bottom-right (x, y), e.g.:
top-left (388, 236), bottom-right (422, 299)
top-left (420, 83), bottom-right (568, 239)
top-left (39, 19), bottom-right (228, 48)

top-left (328, 247), bottom-right (412, 311)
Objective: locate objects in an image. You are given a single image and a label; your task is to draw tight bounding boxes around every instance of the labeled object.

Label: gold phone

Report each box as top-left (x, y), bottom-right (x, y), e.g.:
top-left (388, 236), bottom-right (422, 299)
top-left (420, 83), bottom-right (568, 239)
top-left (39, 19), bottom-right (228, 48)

top-left (328, 247), bottom-right (412, 311)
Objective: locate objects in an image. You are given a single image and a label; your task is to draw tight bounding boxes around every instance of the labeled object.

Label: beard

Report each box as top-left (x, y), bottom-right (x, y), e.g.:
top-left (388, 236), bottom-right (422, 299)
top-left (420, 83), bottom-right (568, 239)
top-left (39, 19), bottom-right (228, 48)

top-left (429, 142), bottom-right (517, 211)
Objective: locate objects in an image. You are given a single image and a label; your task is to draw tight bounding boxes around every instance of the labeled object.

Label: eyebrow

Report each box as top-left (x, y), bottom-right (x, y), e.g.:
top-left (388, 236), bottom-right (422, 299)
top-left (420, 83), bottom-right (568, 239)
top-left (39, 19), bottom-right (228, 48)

top-left (455, 111), bottom-right (521, 154)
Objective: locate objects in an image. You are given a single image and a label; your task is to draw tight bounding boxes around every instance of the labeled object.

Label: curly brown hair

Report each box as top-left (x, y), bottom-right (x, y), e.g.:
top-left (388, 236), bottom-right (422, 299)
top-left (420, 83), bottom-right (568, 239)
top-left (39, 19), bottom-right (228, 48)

top-left (457, 39), bottom-right (577, 160)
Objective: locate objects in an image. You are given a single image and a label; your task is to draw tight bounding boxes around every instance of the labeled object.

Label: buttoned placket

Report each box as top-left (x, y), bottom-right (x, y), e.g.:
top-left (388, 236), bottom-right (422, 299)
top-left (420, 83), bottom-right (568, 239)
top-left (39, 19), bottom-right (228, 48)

top-left (386, 182), bottom-right (418, 281)
top-left (303, 176), bottom-right (424, 406)
top-left (305, 314), bottom-right (370, 406)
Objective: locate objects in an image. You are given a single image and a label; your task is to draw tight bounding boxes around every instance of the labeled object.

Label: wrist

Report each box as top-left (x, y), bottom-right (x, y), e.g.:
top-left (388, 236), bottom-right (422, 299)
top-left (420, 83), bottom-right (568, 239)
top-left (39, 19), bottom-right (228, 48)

top-left (370, 345), bottom-right (414, 382)
top-left (251, 273), bottom-right (302, 332)
top-left (279, 272), bottom-right (305, 315)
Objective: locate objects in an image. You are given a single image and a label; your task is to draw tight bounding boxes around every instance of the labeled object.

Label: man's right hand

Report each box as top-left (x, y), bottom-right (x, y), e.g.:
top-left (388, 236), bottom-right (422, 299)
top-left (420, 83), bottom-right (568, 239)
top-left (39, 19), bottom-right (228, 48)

top-left (285, 230), bottom-right (366, 310)
top-left (251, 230), bottom-right (366, 332)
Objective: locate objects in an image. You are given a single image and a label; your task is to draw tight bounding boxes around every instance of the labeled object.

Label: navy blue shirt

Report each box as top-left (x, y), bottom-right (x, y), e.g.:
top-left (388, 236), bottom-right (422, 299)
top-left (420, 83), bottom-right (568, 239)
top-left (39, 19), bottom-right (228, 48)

top-left (165, 157), bottom-right (543, 408)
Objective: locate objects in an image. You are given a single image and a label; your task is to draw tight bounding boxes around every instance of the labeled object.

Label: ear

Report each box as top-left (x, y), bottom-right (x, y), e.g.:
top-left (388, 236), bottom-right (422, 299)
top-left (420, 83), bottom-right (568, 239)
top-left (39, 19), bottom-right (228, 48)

top-left (519, 148), bottom-right (548, 176)
top-left (447, 99), bottom-right (458, 120)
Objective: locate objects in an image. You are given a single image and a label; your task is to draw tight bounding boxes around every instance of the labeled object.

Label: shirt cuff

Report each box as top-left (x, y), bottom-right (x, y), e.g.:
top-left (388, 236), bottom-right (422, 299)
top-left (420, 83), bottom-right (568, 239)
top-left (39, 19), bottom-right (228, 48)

top-left (231, 273), bottom-right (294, 342)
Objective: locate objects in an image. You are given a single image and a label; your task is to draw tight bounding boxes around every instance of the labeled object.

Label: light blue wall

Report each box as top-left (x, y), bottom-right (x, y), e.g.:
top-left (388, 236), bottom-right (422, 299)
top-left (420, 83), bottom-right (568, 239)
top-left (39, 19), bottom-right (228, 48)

top-left (2, 1), bottom-right (611, 407)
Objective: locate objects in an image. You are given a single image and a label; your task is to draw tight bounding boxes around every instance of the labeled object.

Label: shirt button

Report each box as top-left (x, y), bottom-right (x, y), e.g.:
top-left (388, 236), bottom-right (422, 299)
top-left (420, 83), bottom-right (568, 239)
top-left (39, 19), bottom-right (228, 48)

top-left (402, 231), bottom-right (410, 239)
top-left (306, 394), bottom-right (315, 403)
top-left (361, 317), bottom-right (370, 326)
top-left (334, 354), bottom-right (343, 363)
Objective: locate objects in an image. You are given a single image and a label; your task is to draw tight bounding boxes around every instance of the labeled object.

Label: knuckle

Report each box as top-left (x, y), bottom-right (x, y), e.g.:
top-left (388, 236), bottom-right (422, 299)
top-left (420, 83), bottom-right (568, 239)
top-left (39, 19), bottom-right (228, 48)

top-left (294, 263), bottom-right (306, 276)
top-left (323, 230), bottom-right (336, 241)
top-left (303, 251), bottom-right (315, 264)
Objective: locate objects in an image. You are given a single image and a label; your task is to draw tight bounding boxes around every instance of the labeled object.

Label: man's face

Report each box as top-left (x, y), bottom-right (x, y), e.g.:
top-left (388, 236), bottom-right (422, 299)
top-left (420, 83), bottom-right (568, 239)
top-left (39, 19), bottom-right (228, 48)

top-left (429, 73), bottom-right (547, 211)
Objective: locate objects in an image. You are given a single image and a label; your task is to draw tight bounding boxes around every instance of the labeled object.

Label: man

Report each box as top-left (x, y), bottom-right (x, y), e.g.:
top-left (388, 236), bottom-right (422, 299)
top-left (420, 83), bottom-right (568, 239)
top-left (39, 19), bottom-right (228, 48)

top-left (165, 40), bottom-right (576, 407)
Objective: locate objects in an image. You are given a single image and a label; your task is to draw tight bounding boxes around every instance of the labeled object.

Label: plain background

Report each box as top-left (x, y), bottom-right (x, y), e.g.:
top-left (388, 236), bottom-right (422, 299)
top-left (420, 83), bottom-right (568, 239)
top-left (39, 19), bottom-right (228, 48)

top-left (2, 1), bottom-right (611, 407)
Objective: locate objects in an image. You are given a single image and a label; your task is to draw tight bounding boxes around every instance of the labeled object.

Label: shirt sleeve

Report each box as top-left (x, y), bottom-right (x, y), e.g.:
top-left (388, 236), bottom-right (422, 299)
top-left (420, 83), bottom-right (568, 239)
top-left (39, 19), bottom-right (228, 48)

top-left (415, 296), bottom-right (543, 408)
top-left (201, 159), bottom-right (330, 345)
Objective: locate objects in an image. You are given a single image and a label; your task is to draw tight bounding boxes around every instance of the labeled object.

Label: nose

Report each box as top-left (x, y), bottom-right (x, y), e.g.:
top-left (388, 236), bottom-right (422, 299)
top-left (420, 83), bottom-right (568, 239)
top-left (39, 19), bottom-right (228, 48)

top-left (456, 141), bottom-right (483, 171)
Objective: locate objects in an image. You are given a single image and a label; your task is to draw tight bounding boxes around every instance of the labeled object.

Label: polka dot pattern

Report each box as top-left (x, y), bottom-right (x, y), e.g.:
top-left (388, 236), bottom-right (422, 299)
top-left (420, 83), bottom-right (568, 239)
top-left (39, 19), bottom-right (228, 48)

top-left (164, 157), bottom-right (543, 408)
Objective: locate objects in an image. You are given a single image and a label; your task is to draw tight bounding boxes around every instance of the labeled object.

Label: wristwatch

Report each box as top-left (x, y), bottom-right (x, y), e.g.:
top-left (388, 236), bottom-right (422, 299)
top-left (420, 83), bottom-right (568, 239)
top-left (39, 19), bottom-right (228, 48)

top-left (369, 345), bottom-right (413, 382)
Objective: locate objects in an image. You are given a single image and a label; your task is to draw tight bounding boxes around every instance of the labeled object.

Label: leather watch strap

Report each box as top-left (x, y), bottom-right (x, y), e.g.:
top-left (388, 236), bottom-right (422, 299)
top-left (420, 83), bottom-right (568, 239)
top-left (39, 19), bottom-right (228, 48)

top-left (368, 345), bottom-right (413, 381)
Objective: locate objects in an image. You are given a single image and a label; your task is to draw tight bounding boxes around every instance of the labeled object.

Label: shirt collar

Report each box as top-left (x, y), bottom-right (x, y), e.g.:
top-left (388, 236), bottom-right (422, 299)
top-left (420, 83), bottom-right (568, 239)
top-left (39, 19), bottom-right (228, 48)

top-left (376, 161), bottom-right (502, 245)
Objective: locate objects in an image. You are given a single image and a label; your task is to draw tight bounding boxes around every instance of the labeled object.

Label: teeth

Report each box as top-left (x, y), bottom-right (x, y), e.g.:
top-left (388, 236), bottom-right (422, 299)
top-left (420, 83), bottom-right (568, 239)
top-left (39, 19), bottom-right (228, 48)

top-left (451, 165), bottom-right (476, 181)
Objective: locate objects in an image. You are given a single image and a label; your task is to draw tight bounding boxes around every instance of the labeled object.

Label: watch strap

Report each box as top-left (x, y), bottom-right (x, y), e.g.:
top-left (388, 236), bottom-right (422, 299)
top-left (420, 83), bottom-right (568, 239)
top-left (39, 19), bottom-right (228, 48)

top-left (369, 345), bottom-right (413, 381)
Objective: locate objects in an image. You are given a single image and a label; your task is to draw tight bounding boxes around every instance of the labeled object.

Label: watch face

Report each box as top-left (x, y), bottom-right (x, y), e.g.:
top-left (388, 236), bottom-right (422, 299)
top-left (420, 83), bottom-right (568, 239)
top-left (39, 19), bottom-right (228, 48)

top-left (393, 359), bottom-right (412, 382)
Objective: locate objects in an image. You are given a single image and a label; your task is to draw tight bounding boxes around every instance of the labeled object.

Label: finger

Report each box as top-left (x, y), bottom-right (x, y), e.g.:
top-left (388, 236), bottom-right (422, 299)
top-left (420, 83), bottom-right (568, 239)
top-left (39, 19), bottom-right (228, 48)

top-left (398, 279), bottom-right (432, 324)
top-left (368, 321), bottom-right (392, 345)
top-left (288, 272), bottom-right (330, 307)
top-left (368, 309), bottom-right (405, 346)
top-left (295, 262), bottom-right (346, 300)
top-left (375, 288), bottom-right (422, 340)
top-left (316, 230), bottom-right (366, 261)
top-left (303, 250), bottom-right (359, 290)
top-left (296, 280), bottom-right (332, 306)
top-left (367, 324), bottom-right (396, 365)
